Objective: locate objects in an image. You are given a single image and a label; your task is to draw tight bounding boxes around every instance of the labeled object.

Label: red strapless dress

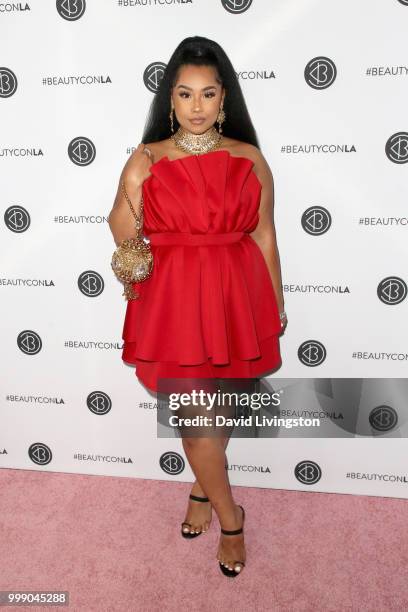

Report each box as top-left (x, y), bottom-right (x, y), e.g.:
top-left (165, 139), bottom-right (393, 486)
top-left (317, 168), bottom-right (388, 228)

top-left (121, 149), bottom-right (282, 392)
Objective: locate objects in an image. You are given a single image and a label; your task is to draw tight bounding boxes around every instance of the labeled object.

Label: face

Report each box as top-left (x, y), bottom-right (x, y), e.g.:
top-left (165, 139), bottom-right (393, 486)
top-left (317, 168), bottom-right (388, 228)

top-left (171, 64), bottom-right (225, 134)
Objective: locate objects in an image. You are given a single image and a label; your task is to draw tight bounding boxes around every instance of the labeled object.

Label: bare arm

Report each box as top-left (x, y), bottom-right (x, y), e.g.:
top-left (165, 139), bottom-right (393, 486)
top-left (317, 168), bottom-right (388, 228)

top-left (249, 148), bottom-right (286, 321)
top-left (107, 143), bottom-right (152, 247)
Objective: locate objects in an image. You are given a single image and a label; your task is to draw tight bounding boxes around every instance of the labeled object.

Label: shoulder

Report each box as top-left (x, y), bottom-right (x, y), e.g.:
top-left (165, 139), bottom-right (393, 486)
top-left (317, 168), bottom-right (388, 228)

top-left (224, 138), bottom-right (271, 186)
top-left (224, 138), bottom-right (268, 173)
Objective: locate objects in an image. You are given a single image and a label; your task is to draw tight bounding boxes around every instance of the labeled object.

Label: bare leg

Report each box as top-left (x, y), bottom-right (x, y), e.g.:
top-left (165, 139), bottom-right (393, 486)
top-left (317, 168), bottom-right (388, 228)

top-left (178, 377), bottom-right (246, 573)
top-left (180, 377), bottom-right (234, 535)
top-left (182, 435), bottom-right (245, 573)
top-left (182, 435), bottom-right (229, 534)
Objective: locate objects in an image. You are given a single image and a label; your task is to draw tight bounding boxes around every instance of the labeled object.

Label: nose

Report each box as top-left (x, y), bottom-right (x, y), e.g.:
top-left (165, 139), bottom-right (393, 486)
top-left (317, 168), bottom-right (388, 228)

top-left (192, 96), bottom-right (202, 112)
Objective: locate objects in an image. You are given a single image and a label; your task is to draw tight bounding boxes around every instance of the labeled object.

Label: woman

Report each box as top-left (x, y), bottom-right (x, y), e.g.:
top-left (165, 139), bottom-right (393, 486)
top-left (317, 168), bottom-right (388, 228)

top-left (108, 36), bottom-right (287, 578)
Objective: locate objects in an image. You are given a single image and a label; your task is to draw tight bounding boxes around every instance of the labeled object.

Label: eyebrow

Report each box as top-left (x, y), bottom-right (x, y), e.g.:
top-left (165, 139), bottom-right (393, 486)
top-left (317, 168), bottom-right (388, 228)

top-left (176, 85), bottom-right (217, 91)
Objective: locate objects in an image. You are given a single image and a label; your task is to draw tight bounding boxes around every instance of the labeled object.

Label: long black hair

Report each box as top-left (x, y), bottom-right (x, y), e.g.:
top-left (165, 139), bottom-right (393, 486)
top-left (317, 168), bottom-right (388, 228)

top-left (141, 36), bottom-right (260, 148)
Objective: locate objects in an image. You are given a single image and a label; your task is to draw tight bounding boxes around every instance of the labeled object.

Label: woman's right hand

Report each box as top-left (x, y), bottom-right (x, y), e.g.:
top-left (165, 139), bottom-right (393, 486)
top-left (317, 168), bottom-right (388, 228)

top-left (108, 143), bottom-right (154, 246)
top-left (121, 142), bottom-right (154, 188)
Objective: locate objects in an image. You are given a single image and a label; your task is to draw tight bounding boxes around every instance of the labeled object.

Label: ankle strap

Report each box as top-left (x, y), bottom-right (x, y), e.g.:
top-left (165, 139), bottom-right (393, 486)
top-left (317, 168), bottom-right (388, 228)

top-left (189, 494), bottom-right (210, 502)
top-left (221, 527), bottom-right (243, 536)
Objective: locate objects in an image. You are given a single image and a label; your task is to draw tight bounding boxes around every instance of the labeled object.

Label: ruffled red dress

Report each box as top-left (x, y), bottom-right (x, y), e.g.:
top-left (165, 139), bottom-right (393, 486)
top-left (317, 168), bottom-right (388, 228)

top-left (121, 149), bottom-right (282, 392)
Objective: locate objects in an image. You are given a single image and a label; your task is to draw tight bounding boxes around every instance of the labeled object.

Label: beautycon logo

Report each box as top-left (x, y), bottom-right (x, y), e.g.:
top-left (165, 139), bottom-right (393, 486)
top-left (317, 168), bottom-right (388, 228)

top-left (301, 206), bottom-right (332, 235)
top-left (385, 132), bottom-right (408, 164)
top-left (295, 460), bottom-right (322, 485)
top-left (78, 271), bottom-right (104, 297)
top-left (143, 62), bottom-right (167, 93)
top-left (159, 451), bottom-right (185, 475)
top-left (298, 341), bottom-right (327, 367)
top-left (28, 442), bottom-right (52, 466)
top-left (87, 391), bottom-right (112, 415)
top-left (221, 0), bottom-right (253, 14)
top-left (68, 137), bottom-right (96, 166)
top-left (56, 0), bottom-right (86, 20)
top-left (17, 330), bottom-right (42, 355)
top-left (304, 57), bottom-right (337, 89)
top-left (377, 276), bottom-right (407, 305)
top-left (369, 405), bottom-right (398, 432)
top-left (4, 205), bottom-right (30, 233)
top-left (0, 67), bottom-right (18, 97)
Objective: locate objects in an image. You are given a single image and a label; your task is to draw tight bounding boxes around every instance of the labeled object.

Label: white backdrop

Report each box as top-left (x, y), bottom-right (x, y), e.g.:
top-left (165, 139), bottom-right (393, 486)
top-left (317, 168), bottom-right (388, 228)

top-left (1, 0), bottom-right (408, 499)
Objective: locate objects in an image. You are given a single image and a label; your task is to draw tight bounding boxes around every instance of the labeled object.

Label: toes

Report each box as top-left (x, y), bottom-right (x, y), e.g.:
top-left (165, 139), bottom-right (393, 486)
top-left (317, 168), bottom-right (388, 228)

top-left (183, 521), bottom-right (206, 535)
top-left (184, 498), bottom-right (211, 536)
top-left (226, 561), bottom-right (242, 572)
top-left (183, 522), bottom-right (196, 535)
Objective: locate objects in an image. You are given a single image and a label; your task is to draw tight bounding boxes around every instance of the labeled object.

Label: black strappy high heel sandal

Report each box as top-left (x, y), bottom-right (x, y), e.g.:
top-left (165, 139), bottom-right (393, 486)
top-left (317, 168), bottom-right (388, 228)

top-left (219, 505), bottom-right (246, 577)
top-left (181, 494), bottom-right (211, 539)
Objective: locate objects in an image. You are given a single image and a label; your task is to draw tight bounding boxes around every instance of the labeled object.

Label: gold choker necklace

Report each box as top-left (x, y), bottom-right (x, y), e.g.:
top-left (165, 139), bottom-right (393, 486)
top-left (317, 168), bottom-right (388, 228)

top-left (170, 125), bottom-right (223, 155)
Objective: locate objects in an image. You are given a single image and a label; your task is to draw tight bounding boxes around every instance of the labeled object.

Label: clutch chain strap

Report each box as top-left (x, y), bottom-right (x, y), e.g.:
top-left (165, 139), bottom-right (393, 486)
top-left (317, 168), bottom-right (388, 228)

top-left (118, 180), bottom-right (147, 300)
top-left (121, 180), bottom-right (143, 236)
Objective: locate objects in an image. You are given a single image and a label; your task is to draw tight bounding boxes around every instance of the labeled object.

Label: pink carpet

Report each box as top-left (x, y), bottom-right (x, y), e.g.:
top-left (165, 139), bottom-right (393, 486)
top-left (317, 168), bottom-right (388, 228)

top-left (1, 467), bottom-right (408, 611)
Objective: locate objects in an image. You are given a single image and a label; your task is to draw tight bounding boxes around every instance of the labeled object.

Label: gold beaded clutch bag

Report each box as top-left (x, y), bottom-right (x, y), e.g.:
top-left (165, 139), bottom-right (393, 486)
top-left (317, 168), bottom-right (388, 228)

top-left (111, 180), bottom-right (153, 300)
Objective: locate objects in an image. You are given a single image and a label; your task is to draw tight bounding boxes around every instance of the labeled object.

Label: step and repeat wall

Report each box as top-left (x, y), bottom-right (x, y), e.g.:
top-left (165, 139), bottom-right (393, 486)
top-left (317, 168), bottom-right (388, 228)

top-left (1, 1), bottom-right (407, 499)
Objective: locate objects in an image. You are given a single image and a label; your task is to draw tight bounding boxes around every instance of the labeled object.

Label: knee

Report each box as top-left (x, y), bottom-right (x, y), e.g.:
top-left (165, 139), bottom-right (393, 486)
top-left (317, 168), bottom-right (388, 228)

top-left (182, 436), bottom-right (223, 451)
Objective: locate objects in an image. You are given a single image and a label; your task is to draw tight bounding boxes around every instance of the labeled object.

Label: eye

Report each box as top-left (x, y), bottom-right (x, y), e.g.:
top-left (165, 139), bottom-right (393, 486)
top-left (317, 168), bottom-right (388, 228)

top-left (178, 92), bottom-right (217, 99)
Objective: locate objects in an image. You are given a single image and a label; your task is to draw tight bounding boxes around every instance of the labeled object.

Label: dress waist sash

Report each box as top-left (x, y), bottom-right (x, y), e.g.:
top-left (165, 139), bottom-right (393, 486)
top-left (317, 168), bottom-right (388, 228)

top-left (148, 231), bottom-right (245, 246)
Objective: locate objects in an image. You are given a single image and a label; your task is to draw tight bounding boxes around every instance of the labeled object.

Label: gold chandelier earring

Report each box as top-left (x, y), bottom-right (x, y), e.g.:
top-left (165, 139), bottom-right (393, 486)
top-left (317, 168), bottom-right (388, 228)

top-left (217, 103), bottom-right (226, 134)
top-left (169, 105), bottom-right (175, 134)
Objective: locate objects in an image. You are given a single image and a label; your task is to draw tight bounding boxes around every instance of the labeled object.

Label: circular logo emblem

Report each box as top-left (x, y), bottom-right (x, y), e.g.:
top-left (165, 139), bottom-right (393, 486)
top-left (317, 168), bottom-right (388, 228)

top-left (78, 271), bottom-right (104, 297)
top-left (56, 0), bottom-right (86, 20)
top-left (0, 67), bottom-right (18, 98)
top-left (159, 451), bottom-right (185, 475)
top-left (301, 206), bottom-right (332, 235)
top-left (4, 205), bottom-right (31, 233)
top-left (377, 276), bottom-right (407, 305)
top-left (143, 62), bottom-right (167, 93)
top-left (298, 340), bottom-right (326, 367)
top-left (397, 0), bottom-right (408, 6)
top-left (385, 132), bottom-right (408, 164)
top-left (221, 0), bottom-right (253, 13)
top-left (369, 405), bottom-right (398, 432)
top-left (28, 442), bottom-right (52, 465)
top-left (305, 57), bottom-right (337, 89)
top-left (87, 391), bottom-right (112, 415)
top-left (17, 330), bottom-right (42, 355)
top-left (295, 460), bottom-right (322, 485)
top-left (68, 137), bottom-right (96, 166)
